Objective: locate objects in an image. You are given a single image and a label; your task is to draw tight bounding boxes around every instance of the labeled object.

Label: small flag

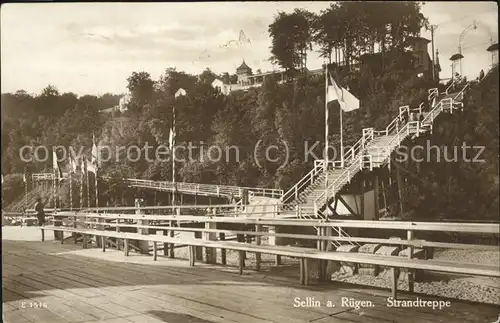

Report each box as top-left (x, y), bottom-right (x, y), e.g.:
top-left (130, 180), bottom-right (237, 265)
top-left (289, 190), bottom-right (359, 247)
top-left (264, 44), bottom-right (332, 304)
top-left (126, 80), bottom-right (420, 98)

top-left (174, 88), bottom-right (187, 99)
top-left (87, 159), bottom-right (96, 174)
top-left (23, 173), bottom-right (26, 183)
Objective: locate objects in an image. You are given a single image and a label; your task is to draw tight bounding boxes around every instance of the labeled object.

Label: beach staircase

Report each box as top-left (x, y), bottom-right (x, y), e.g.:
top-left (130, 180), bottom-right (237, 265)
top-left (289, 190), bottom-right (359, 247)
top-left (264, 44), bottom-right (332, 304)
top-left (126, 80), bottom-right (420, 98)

top-left (281, 80), bottom-right (470, 222)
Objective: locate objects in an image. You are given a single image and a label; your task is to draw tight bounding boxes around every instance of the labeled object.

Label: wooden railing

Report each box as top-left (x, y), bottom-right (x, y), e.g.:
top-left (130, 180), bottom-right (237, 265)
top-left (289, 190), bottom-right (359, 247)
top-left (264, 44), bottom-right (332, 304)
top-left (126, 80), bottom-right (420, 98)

top-left (125, 179), bottom-right (283, 199)
top-left (43, 211), bottom-right (500, 297)
top-left (281, 163), bottom-right (324, 205)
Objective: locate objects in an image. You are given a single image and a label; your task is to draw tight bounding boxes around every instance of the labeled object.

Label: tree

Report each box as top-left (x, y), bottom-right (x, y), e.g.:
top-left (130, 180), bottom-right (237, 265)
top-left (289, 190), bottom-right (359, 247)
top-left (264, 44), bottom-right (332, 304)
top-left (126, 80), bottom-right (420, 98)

top-left (126, 71), bottom-right (155, 113)
top-left (198, 68), bottom-right (217, 85)
top-left (269, 9), bottom-right (315, 73)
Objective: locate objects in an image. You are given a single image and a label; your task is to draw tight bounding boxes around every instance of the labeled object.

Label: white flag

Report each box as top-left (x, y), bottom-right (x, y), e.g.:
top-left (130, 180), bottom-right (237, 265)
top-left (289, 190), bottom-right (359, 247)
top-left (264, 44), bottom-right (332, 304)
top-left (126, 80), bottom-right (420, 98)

top-left (341, 87), bottom-right (360, 112)
top-left (328, 73), bottom-right (359, 112)
top-left (174, 88), bottom-right (187, 99)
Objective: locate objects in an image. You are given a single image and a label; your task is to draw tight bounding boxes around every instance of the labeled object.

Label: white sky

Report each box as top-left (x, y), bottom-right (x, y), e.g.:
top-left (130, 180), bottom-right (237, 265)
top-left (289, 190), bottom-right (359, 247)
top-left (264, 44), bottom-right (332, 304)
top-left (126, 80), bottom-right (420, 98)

top-left (1, 2), bottom-right (498, 95)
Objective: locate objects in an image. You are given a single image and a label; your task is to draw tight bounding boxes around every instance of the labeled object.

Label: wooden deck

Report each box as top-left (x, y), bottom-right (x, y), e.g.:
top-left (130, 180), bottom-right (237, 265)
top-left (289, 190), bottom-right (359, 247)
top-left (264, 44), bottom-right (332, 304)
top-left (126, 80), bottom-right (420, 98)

top-left (2, 238), bottom-right (499, 323)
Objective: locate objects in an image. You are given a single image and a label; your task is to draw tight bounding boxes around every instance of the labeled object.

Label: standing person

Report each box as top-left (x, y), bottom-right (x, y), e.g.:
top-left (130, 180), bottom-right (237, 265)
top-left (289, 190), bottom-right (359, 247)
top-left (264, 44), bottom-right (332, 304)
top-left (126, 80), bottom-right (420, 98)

top-left (35, 197), bottom-right (45, 226)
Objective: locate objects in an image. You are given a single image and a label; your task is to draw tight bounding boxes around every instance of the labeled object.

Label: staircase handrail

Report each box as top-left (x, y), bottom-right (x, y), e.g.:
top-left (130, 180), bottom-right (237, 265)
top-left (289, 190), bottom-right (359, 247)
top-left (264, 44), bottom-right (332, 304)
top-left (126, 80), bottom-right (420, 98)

top-left (385, 105), bottom-right (410, 136)
top-left (281, 163), bottom-right (324, 204)
top-left (313, 154), bottom-right (366, 217)
top-left (446, 77), bottom-right (462, 95)
top-left (452, 82), bottom-right (470, 101)
top-left (428, 88), bottom-right (439, 103)
top-left (420, 82), bottom-right (469, 126)
top-left (374, 121), bottom-right (417, 163)
top-left (343, 136), bottom-right (364, 163)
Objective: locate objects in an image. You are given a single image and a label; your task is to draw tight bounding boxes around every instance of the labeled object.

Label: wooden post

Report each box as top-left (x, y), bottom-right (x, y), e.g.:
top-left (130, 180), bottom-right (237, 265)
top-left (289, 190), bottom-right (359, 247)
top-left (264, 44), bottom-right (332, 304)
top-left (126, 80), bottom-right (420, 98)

top-left (169, 220), bottom-right (175, 258)
top-left (153, 242), bottom-right (157, 261)
top-left (275, 254), bottom-right (281, 266)
top-left (255, 224), bottom-right (262, 271)
top-left (116, 217), bottom-right (121, 251)
top-left (300, 258), bottom-right (305, 285)
top-left (188, 245), bottom-right (193, 266)
top-left (41, 229), bottom-right (45, 242)
top-left (391, 267), bottom-right (399, 299)
top-left (82, 234), bottom-right (87, 249)
top-left (102, 236), bottom-right (106, 252)
top-left (163, 230), bottom-right (168, 256)
top-left (374, 172), bottom-right (380, 219)
top-left (396, 163), bottom-right (404, 215)
top-left (238, 250), bottom-right (245, 275)
top-left (204, 209), bottom-right (217, 264)
top-left (407, 230), bottom-right (414, 292)
top-left (360, 179), bottom-right (365, 219)
top-left (220, 232), bottom-right (227, 265)
top-left (124, 238), bottom-right (129, 256)
top-left (135, 198), bottom-right (149, 254)
top-left (304, 258), bottom-right (309, 286)
top-left (317, 227), bottom-right (325, 281)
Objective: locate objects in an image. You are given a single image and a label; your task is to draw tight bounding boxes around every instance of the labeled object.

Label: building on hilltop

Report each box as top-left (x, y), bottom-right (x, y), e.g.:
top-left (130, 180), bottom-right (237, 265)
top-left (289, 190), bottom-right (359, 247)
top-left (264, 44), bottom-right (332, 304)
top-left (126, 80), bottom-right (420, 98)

top-left (100, 93), bottom-right (132, 115)
top-left (359, 37), bottom-right (440, 79)
top-left (212, 40), bottom-right (438, 95)
top-left (119, 93), bottom-right (132, 112)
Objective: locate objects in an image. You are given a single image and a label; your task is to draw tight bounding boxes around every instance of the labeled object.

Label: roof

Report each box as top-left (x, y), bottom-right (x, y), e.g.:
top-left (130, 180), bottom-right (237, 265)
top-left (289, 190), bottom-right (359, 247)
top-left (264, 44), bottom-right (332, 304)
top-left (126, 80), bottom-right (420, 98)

top-left (487, 43), bottom-right (498, 52)
top-left (407, 36), bottom-right (431, 44)
top-left (236, 60), bottom-right (251, 72)
top-left (450, 53), bottom-right (464, 61)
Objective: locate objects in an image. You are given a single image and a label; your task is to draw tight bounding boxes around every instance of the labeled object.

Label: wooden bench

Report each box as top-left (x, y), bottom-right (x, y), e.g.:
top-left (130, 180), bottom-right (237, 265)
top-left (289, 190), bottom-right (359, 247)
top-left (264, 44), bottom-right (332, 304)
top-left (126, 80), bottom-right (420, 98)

top-left (41, 225), bottom-right (500, 299)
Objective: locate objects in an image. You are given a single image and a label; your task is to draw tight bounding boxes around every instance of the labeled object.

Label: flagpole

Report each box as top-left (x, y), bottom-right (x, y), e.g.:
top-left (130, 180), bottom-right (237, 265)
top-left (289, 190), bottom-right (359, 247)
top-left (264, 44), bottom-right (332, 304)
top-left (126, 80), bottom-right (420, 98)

top-left (53, 148), bottom-right (57, 210)
top-left (324, 63), bottom-right (329, 220)
top-left (24, 171), bottom-right (28, 211)
top-left (172, 101), bottom-right (176, 208)
top-left (340, 106), bottom-right (344, 168)
top-left (93, 132), bottom-right (99, 210)
top-left (69, 166), bottom-right (73, 211)
top-left (95, 169), bottom-right (98, 209)
top-left (80, 161), bottom-right (84, 210)
top-left (86, 160), bottom-right (90, 208)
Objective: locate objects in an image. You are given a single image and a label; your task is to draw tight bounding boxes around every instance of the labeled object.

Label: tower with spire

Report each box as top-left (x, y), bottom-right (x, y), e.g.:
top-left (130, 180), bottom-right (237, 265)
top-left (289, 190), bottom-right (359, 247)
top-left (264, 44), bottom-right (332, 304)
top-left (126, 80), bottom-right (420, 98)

top-left (236, 60), bottom-right (252, 86)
